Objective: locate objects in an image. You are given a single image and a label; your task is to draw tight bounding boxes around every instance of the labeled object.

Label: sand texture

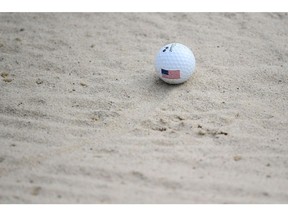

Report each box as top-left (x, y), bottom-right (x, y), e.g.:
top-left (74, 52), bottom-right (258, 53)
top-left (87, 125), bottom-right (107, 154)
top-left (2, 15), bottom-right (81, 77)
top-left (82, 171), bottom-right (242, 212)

top-left (0, 13), bottom-right (288, 203)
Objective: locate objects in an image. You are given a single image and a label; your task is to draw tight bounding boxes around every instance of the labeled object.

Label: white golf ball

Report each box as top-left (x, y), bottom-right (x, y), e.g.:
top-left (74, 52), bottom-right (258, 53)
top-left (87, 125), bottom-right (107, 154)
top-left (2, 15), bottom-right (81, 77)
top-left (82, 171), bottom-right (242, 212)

top-left (155, 43), bottom-right (196, 84)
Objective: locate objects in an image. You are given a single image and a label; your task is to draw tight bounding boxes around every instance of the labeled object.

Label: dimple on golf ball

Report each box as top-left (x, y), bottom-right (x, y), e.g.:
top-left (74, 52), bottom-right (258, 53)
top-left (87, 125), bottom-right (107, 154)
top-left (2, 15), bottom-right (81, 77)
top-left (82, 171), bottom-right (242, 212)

top-left (155, 43), bottom-right (196, 84)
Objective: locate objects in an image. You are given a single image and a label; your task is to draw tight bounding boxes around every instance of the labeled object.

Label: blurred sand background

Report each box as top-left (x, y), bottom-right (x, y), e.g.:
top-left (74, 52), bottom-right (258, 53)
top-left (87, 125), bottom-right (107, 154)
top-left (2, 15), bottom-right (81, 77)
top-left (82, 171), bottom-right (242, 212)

top-left (0, 13), bottom-right (288, 203)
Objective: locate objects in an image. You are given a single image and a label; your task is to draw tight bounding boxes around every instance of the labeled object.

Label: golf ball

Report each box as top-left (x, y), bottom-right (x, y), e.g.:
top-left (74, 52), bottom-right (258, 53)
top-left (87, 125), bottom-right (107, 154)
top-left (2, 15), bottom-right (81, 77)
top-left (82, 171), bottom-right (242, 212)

top-left (155, 43), bottom-right (196, 84)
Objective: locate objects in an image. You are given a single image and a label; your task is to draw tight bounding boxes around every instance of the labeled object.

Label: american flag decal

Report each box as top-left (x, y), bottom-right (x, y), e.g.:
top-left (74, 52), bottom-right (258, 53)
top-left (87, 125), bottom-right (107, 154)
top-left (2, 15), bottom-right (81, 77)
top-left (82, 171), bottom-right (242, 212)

top-left (161, 69), bottom-right (180, 79)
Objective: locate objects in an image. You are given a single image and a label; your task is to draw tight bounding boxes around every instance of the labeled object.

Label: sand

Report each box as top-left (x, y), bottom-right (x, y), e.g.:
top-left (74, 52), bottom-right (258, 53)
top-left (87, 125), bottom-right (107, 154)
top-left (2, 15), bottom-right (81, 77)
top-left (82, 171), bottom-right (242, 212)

top-left (0, 13), bottom-right (288, 203)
